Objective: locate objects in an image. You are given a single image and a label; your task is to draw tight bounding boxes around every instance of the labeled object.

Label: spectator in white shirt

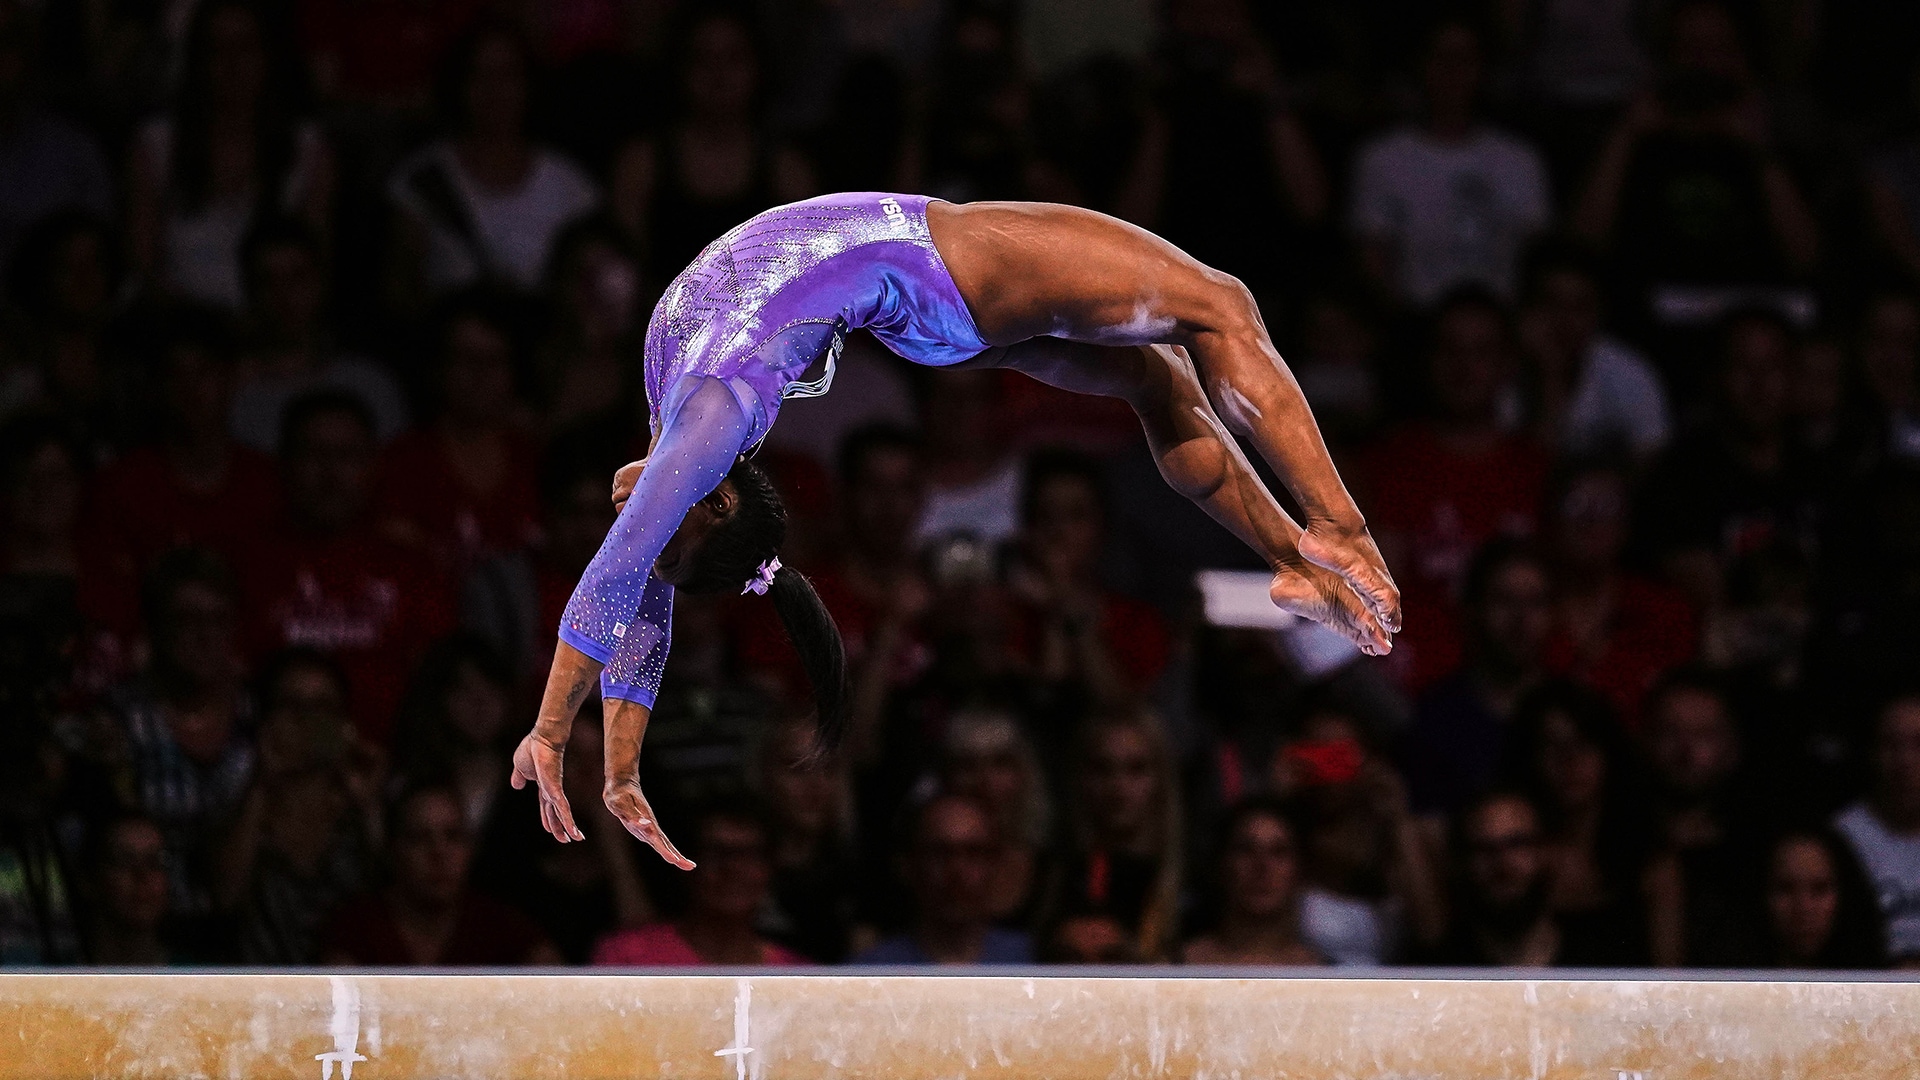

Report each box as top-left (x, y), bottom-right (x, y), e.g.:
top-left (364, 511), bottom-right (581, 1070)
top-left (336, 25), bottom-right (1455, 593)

top-left (1835, 695), bottom-right (1920, 964)
top-left (1517, 244), bottom-right (1672, 460)
top-left (1350, 20), bottom-right (1552, 308)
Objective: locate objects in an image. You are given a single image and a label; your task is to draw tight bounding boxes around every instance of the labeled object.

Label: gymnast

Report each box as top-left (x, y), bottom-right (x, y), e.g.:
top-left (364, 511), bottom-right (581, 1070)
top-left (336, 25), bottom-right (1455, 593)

top-left (511, 193), bottom-right (1402, 868)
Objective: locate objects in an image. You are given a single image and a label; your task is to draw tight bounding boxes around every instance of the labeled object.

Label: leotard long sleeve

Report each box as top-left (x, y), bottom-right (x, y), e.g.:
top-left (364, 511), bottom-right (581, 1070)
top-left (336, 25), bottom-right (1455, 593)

top-left (557, 377), bottom-right (750, 706)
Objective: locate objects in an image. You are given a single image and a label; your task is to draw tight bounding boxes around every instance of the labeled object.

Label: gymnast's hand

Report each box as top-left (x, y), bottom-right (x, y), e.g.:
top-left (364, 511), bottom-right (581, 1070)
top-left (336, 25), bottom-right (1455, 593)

top-left (603, 778), bottom-right (694, 870)
top-left (511, 729), bottom-right (583, 842)
top-left (1295, 521), bottom-right (1403, 637)
top-left (611, 459), bottom-right (646, 514)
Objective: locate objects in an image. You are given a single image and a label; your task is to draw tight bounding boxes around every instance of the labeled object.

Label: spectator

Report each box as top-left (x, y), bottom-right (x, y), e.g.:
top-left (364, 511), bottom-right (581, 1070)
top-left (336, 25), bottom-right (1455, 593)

top-left (853, 793), bottom-right (1034, 964)
top-left (1048, 713), bottom-right (1183, 961)
top-left (461, 440), bottom-right (616, 690)
top-left (913, 369), bottom-right (1023, 550)
top-left (1288, 289), bottom-right (1384, 452)
top-left (1006, 450), bottom-right (1170, 706)
top-left (2, 211), bottom-right (128, 453)
top-left (1517, 244), bottom-right (1672, 461)
top-left (534, 218), bottom-right (644, 431)
top-left (219, 649), bottom-right (383, 963)
top-left (1493, 682), bottom-right (1653, 951)
top-left (1697, 826), bottom-right (1887, 969)
top-left (323, 784), bottom-right (558, 965)
top-left (1636, 310), bottom-right (1826, 613)
top-left (1180, 798), bottom-right (1324, 965)
top-left (1422, 790), bottom-right (1641, 965)
top-left (0, 663), bottom-right (82, 964)
top-left (609, 9), bottom-right (811, 282)
top-left (1360, 291), bottom-right (1551, 687)
top-left (0, 415), bottom-right (86, 671)
top-left (1641, 669), bottom-right (1758, 966)
top-left (753, 716), bottom-right (857, 963)
top-left (1040, 910), bottom-right (1137, 964)
top-left (1835, 695), bottom-right (1920, 964)
top-left (939, 708), bottom-right (1053, 927)
top-left (228, 216), bottom-right (407, 452)
top-left (80, 814), bottom-right (177, 965)
top-left (1350, 19), bottom-right (1552, 306)
top-left (387, 23), bottom-right (597, 302)
top-left (1541, 460), bottom-right (1697, 724)
top-left (235, 390), bottom-right (453, 742)
top-left (473, 708), bottom-right (653, 964)
top-left (1129, 0), bottom-right (1330, 298)
top-left (92, 548), bottom-right (255, 922)
top-left (1277, 709), bottom-right (1444, 964)
top-left (1401, 540), bottom-right (1554, 819)
top-left (1574, 0), bottom-right (1819, 288)
top-left (0, 1), bottom-right (113, 268)
top-left (918, 5), bottom-right (1033, 204)
top-left (372, 295), bottom-right (540, 572)
top-left (592, 801), bottom-right (803, 966)
top-left (80, 309), bottom-right (277, 633)
top-left (389, 635), bottom-right (515, 833)
top-left (127, 0), bottom-right (334, 309)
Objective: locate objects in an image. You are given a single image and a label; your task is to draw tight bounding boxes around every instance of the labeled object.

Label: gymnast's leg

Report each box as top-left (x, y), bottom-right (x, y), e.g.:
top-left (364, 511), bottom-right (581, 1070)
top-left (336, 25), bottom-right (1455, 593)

top-left (956, 340), bottom-right (1390, 654)
top-left (929, 200), bottom-right (1401, 633)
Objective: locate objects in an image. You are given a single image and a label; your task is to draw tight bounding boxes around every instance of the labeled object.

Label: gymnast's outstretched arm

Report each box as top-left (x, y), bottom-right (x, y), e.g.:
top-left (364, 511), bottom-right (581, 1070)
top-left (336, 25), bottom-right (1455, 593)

top-left (511, 378), bottom-right (752, 843)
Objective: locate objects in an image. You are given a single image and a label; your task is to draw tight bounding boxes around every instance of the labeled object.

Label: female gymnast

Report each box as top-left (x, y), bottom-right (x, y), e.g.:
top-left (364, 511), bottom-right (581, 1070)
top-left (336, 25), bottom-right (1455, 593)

top-left (511, 193), bottom-right (1401, 868)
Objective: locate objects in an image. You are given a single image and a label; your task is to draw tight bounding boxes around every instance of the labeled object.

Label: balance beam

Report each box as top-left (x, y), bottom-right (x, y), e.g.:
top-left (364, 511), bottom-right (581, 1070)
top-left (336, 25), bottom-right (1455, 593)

top-left (3, 971), bottom-right (1916, 1079)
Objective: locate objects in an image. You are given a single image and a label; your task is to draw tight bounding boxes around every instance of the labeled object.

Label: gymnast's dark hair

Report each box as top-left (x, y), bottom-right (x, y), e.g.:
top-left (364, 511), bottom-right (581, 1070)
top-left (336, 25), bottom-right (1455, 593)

top-left (679, 458), bottom-right (847, 754)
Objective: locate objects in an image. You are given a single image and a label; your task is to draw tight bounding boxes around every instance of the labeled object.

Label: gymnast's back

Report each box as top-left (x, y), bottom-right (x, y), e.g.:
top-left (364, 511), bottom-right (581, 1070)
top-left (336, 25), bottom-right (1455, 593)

top-left (642, 193), bottom-right (987, 449)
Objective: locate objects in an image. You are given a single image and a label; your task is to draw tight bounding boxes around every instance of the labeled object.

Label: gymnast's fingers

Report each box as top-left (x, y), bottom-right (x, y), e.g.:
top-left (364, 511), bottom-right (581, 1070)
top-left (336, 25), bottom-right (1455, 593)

top-left (637, 824), bottom-right (695, 872)
top-left (535, 756), bottom-right (584, 843)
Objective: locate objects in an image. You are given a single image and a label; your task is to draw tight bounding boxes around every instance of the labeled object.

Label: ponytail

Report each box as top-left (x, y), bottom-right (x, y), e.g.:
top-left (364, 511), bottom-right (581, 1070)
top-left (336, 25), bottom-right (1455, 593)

top-left (681, 457), bottom-right (847, 753)
top-left (766, 566), bottom-right (847, 754)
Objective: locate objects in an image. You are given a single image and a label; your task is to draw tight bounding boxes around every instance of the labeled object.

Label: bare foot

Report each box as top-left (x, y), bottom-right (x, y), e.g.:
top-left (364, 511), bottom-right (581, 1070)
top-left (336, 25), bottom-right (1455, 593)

top-left (1270, 562), bottom-right (1393, 656)
top-left (1296, 523), bottom-right (1402, 634)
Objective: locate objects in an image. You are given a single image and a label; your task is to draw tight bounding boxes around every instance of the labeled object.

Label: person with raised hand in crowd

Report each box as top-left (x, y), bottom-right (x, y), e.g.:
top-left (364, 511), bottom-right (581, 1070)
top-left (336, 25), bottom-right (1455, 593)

top-left (1006, 450), bottom-right (1169, 711)
top-left (1835, 695), bottom-right (1920, 966)
top-left (217, 649), bottom-right (383, 963)
top-left (1276, 707), bottom-right (1445, 964)
top-left (79, 814), bottom-right (179, 965)
top-left (80, 307), bottom-right (277, 635)
top-left (1493, 681), bottom-right (1654, 958)
top-left (753, 715), bottom-right (858, 963)
top-left (592, 800), bottom-right (803, 967)
top-left (90, 548), bottom-right (255, 933)
top-left (1360, 290), bottom-right (1551, 688)
top-left (228, 215), bottom-right (407, 453)
top-left (236, 390), bottom-right (452, 744)
top-left (1540, 460), bottom-right (1697, 727)
top-left (854, 793), bottom-right (1034, 965)
top-left (127, 0), bottom-right (334, 310)
top-left (323, 784), bottom-right (558, 965)
top-left (372, 294), bottom-right (539, 574)
top-left (387, 22), bottom-right (597, 305)
top-left (1180, 798), bottom-right (1323, 966)
top-left (1350, 18), bottom-right (1552, 308)
top-left (1400, 539), bottom-right (1555, 821)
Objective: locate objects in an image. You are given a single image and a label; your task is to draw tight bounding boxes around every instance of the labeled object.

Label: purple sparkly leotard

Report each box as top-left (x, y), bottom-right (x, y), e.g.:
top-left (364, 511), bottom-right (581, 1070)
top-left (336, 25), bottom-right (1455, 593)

top-left (559, 193), bottom-right (988, 705)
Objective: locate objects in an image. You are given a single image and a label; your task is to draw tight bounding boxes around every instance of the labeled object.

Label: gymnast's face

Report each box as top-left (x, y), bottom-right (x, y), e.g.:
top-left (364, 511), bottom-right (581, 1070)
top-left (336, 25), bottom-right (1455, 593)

top-left (654, 479), bottom-right (739, 586)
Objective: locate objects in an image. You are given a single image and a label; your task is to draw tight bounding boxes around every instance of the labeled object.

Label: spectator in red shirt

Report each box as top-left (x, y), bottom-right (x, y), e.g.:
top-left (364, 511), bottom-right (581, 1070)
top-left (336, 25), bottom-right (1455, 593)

top-left (1005, 449), bottom-right (1170, 704)
top-left (374, 293), bottom-right (540, 573)
top-left (592, 801), bottom-right (805, 966)
top-left (1541, 460), bottom-right (1696, 727)
top-left (1361, 287), bottom-right (1551, 688)
top-left (236, 390), bottom-right (452, 743)
top-left (81, 307), bottom-right (278, 634)
top-left (322, 784), bottom-right (558, 965)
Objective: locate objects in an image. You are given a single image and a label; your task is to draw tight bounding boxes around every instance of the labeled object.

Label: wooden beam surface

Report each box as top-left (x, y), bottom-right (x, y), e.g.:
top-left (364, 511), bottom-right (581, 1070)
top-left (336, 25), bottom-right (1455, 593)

top-left (2, 972), bottom-right (1916, 1079)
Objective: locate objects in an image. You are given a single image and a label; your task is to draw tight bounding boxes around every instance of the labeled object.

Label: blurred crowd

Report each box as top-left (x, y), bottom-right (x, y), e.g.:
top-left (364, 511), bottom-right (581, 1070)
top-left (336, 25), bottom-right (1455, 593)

top-left (3, 0), bottom-right (1920, 970)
